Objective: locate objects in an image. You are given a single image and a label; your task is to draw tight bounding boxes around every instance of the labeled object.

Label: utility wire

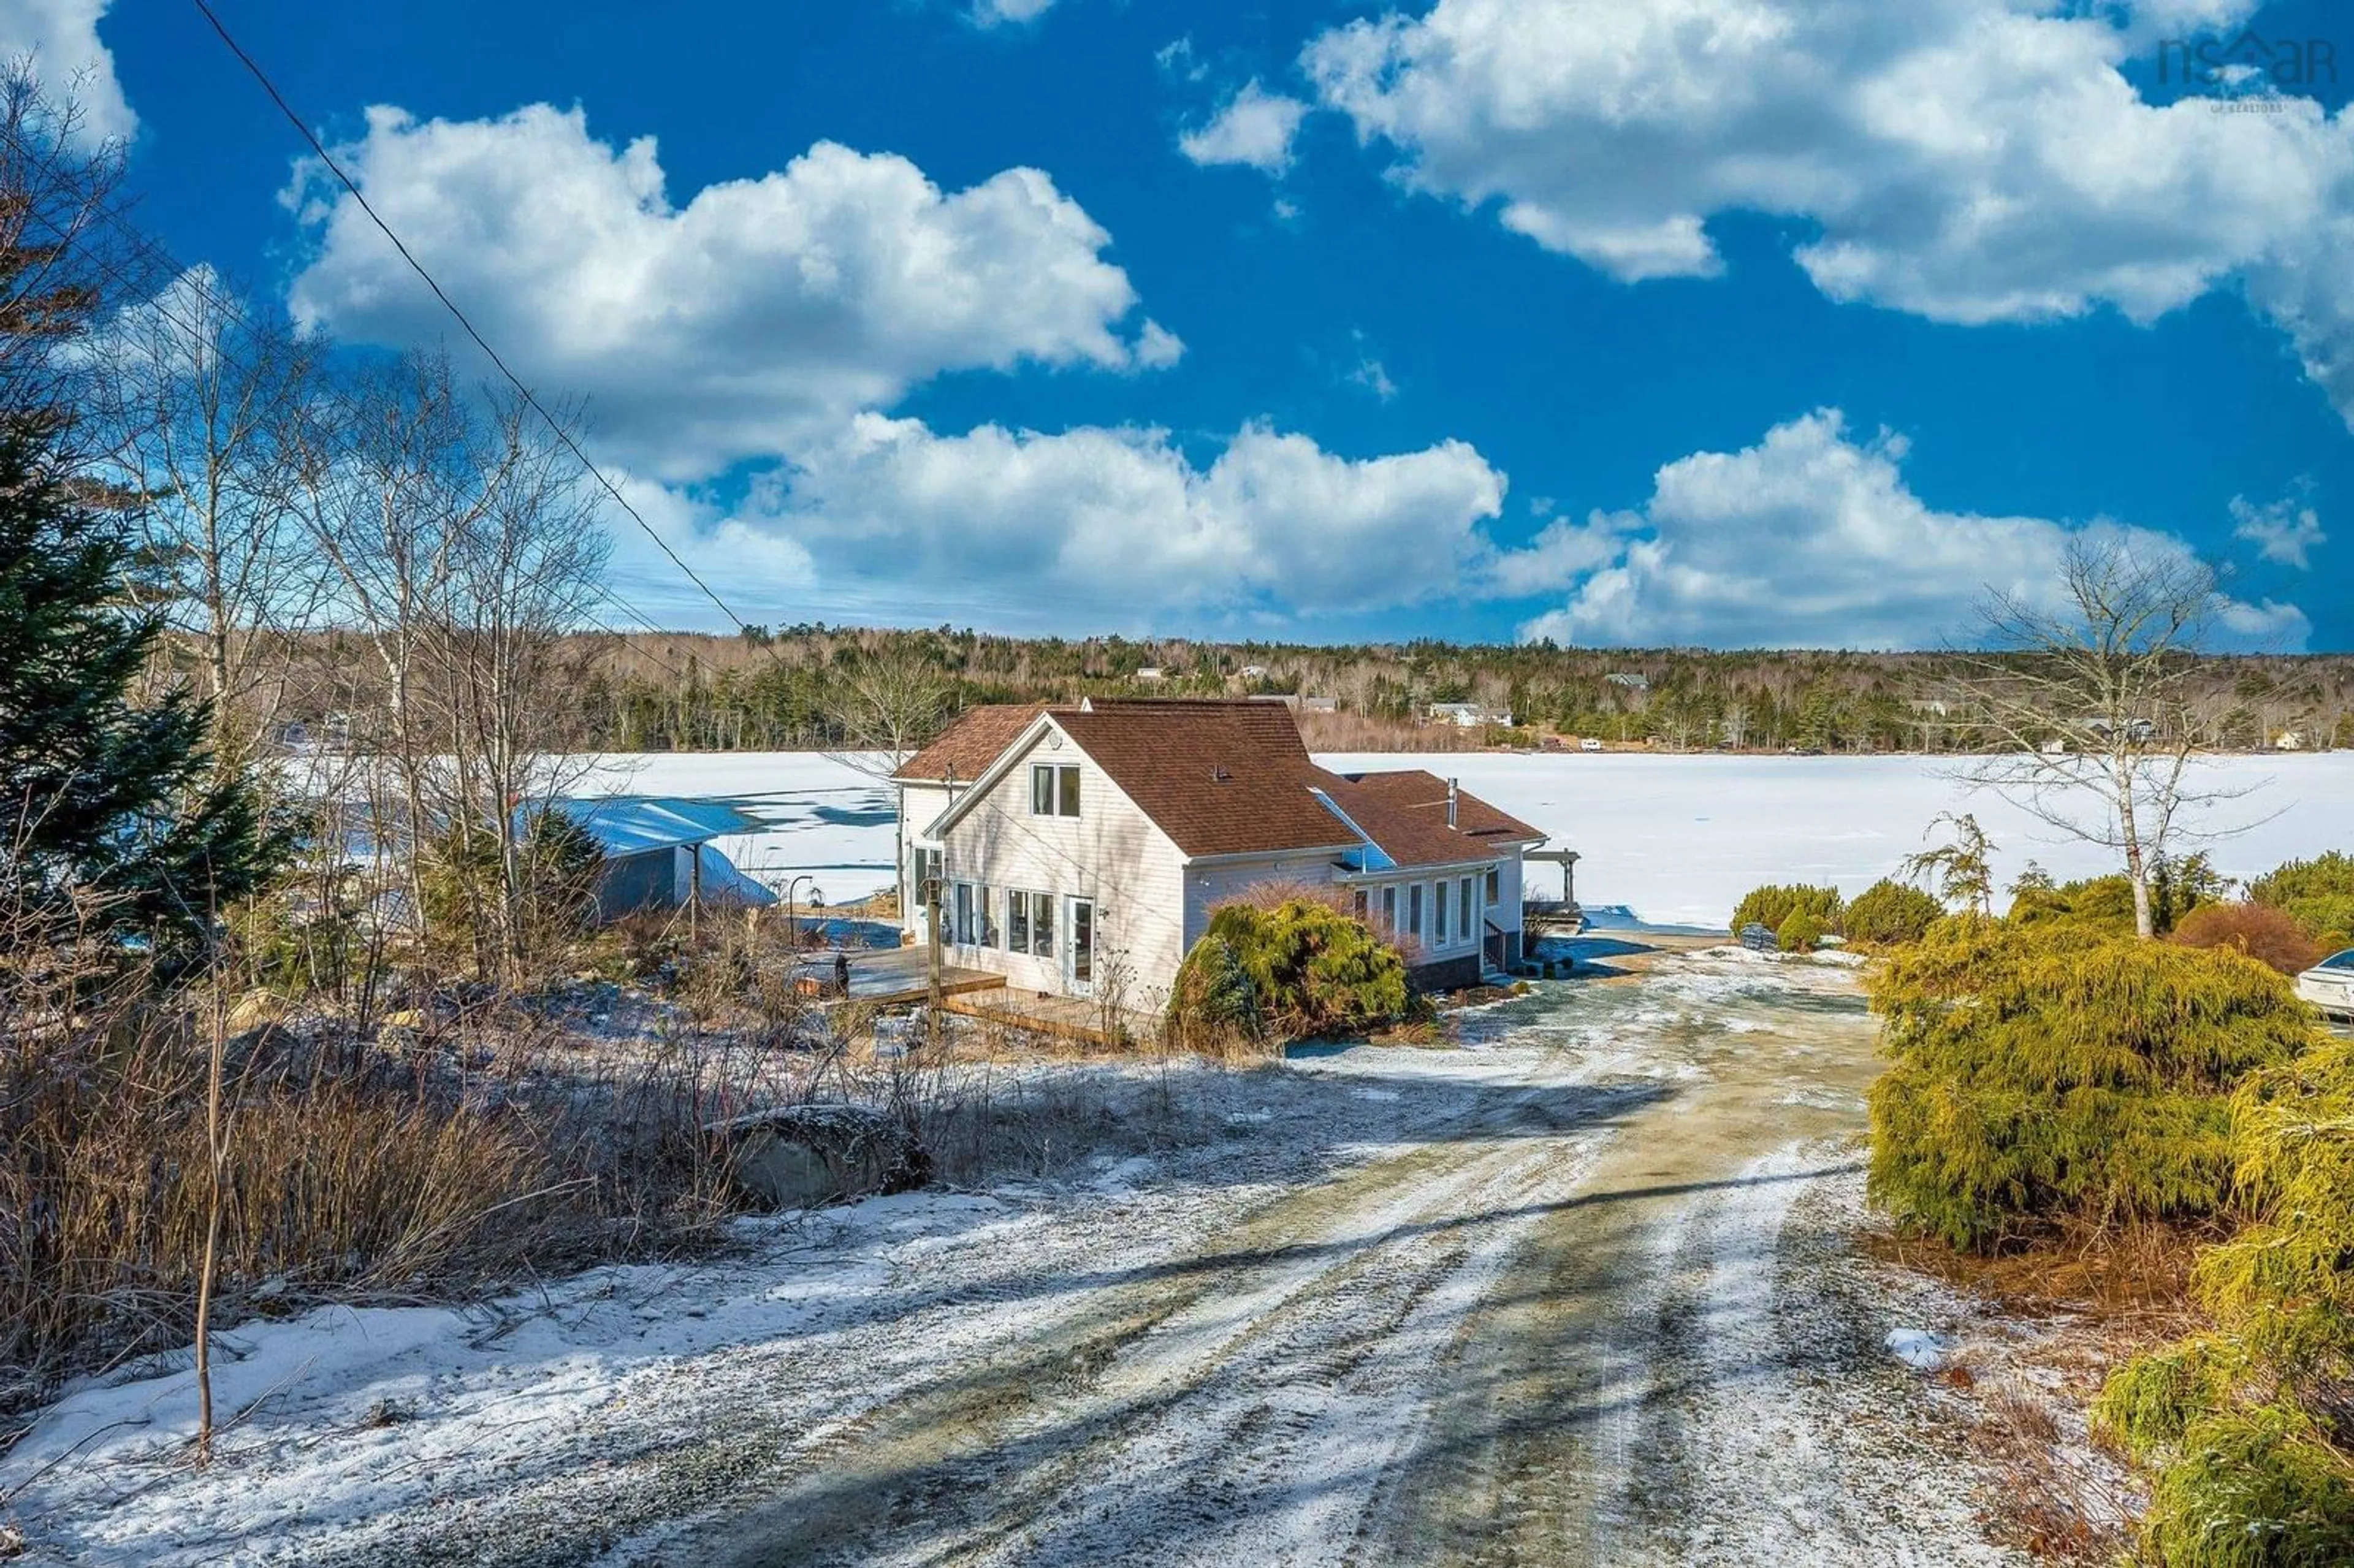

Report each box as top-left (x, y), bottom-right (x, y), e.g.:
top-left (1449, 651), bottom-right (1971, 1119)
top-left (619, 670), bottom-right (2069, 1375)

top-left (189, 0), bottom-right (758, 642)
top-left (0, 131), bottom-right (720, 695)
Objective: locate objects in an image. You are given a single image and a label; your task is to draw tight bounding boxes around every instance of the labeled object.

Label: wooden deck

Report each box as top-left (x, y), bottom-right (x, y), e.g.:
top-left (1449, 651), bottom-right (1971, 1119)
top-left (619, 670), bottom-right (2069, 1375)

top-left (941, 987), bottom-right (1159, 1049)
top-left (792, 945), bottom-right (1006, 1007)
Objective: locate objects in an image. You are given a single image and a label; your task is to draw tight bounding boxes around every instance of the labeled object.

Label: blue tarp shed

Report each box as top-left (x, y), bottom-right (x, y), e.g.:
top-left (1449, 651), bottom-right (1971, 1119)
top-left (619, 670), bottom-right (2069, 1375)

top-left (543, 797), bottom-right (777, 919)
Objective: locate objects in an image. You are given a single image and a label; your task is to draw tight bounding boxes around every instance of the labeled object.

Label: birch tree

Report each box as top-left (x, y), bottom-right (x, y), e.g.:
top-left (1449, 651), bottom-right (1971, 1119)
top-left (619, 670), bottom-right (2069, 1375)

top-left (97, 276), bottom-right (324, 769)
top-left (1944, 539), bottom-right (2261, 939)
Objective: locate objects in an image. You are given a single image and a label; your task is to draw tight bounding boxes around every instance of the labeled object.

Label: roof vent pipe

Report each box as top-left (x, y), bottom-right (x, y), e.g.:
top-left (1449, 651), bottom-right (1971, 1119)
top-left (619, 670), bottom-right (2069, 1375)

top-left (1447, 777), bottom-right (1459, 829)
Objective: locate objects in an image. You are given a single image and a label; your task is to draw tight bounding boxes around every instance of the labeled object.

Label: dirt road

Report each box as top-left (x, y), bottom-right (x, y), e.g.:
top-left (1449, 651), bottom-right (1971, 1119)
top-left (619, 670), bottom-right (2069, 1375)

top-left (661, 949), bottom-right (2015, 1568)
top-left (9, 946), bottom-right (2021, 1567)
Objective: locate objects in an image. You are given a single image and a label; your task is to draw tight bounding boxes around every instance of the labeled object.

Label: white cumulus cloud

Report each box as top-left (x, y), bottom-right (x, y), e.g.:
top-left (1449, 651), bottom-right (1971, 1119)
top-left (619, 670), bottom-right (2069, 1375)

top-left (2230, 492), bottom-right (2326, 569)
top-left (733, 415), bottom-right (1512, 623)
top-left (0, 0), bottom-right (132, 140)
top-left (1179, 81), bottom-right (1310, 174)
top-left (1304, 0), bottom-right (2354, 423)
top-left (283, 105), bottom-right (1175, 479)
top-left (972, 0), bottom-right (1058, 25)
top-left (1514, 410), bottom-right (2309, 650)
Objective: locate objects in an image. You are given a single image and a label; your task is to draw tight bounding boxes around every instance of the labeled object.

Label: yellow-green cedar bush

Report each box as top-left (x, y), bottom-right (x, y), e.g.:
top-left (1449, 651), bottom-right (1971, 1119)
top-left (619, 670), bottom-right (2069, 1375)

top-left (1867, 919), bottom-right (2310, 1251)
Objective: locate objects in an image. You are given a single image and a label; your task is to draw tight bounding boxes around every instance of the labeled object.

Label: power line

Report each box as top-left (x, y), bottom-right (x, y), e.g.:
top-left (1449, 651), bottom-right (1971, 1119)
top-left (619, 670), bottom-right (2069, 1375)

top-left (0, 137), bottom-right (719, 694)
top-left (189, 0), bottom-right (758, 643)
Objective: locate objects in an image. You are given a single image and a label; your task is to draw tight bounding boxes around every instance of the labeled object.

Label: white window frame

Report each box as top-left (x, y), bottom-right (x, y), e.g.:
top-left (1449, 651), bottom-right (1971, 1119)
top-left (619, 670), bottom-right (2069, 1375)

top-left (1408, 883), bottom-right (1424, 940)
top-left (1460, 877), bottom-right (1475, 941)
top-left (1436, 879), bottom-right (1450, 943)
top-left (1026, 889), bottom-right (1056, 957)
top-left (1029, 763), bottom-right (1081, 818)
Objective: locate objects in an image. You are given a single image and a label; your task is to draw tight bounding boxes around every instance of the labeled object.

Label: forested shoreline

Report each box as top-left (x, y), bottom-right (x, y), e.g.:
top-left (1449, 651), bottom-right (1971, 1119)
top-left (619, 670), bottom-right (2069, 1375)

top-left (267, 625), bottom-right (2354, 755)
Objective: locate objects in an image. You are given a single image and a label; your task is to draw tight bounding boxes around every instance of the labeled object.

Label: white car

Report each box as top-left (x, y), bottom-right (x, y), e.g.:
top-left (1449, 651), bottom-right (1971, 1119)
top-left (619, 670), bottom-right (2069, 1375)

top-left (2298, 950), bottom-right (2354, 1019)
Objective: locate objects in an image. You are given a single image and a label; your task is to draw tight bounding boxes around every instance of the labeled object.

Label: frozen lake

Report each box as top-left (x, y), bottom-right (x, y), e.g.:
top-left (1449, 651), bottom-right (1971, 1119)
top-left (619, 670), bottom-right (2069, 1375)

top-left (566, 750), bottom-right (2354, 930)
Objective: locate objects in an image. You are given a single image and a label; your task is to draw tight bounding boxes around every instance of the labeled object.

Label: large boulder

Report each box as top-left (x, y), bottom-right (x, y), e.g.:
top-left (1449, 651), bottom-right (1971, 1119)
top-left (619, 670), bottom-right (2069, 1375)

top-left (713, 1103), bottom-right (931, 1210)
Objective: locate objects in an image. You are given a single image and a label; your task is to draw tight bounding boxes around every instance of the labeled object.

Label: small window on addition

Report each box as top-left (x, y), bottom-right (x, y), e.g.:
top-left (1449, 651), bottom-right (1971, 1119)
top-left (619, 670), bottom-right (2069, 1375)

top-left (1058, 765), bottom-right (1080, 817)
top-left (1031, 764), bottom-right (1055, 815)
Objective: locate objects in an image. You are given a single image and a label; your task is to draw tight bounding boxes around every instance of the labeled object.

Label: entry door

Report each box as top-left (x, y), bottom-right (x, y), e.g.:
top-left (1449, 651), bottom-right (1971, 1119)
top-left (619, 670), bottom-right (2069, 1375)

top-left (1064, 896), bottom-right (1095, 997)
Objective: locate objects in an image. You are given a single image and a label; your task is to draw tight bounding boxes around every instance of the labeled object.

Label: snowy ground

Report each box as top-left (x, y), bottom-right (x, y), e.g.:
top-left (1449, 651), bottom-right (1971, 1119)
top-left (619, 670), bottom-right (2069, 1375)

top-left (555, 748), bottom-right (2354, 928)
top-left (1, 946), bottom-right (2089, 1566)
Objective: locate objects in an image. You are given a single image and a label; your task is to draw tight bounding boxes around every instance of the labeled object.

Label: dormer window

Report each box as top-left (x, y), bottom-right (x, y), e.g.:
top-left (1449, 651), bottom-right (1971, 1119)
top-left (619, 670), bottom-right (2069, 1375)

top-left (1031, 763), bottom-right (1081, 817)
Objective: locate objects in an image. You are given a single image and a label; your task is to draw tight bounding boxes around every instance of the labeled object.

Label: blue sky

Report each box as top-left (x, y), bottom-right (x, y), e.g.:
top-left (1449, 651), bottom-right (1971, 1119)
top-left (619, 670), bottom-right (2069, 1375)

top-left (22, 0), bottom-right (2354, 648)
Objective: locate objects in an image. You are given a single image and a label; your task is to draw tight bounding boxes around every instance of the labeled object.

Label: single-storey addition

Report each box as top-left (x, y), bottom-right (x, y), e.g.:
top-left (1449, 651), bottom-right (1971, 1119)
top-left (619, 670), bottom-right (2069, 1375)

top-left (893, 699), bottom-right (1545, 1004)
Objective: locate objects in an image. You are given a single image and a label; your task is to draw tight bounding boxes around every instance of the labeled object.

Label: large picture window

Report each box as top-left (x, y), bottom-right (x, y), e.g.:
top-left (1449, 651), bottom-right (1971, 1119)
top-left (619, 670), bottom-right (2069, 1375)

top-left (1030, 764), bottom-right (1082, 817)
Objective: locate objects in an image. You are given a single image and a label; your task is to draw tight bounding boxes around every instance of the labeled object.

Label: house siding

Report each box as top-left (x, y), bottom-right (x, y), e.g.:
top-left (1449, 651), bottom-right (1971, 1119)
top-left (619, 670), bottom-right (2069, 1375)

top-left (930, 726), bottom-right (1191, 1004)
top-left (897, 781), bottom-right (954, 944)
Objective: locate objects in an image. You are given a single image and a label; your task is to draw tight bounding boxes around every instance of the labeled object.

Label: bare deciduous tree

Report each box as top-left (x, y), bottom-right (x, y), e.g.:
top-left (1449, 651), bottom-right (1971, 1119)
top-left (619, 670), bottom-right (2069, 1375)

top-left (299, 351), bottom-right (611, 983)
top-left (1943, 539), bottom-right (2264, 938)
top-left (823, 643), bottom-right (951, 778)
top-left (96, 275), bottom-right (325, 769)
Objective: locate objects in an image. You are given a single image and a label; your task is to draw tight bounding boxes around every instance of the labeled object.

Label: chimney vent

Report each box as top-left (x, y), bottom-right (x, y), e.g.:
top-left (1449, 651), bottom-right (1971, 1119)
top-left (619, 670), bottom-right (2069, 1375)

top-left (1446, 777), bottom-right (1459, 829)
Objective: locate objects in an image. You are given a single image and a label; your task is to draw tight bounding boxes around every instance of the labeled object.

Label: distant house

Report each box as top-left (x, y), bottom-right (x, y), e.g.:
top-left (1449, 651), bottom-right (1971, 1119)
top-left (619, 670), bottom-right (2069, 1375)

top-left (1426, 701), bottom-right (1512, 728)
top-left (1238, 664), bottom-right (1270, 680)
top-left (2277, 731), bottom-right (2307, 752)
top-left (893, 699), bottom-right (1545, 997)
top-left (1301, 695), bottom-right (1339, 714)
top-left (1134, 666), bottom-right (1167, 683)
top-left (550, 797), bottom-right (776, 921)
top-left (1604, 672), bottom-right (1650, 691)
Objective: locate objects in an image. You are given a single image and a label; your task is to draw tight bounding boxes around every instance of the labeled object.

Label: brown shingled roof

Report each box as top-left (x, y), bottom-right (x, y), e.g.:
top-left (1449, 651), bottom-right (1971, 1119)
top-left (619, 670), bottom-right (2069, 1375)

top-left (1051, 701), bottom-right (1354, 858)
top-left (893, 704), bottom-right (1053, 782)
top-left (918, 699), bottom-right (1545, 867)
top-left (1322, 768), bottom-right (1545, 860)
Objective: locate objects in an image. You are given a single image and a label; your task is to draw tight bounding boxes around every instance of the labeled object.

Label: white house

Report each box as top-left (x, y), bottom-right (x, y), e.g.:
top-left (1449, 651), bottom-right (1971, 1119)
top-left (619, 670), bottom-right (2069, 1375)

top-left (1426, 701), bottom-right (1512, 728)
top-left (893, 699), bottom-right (1545, 1003)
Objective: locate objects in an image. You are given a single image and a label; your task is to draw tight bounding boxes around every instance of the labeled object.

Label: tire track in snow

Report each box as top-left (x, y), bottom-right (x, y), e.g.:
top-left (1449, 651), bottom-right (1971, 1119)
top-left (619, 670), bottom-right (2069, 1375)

top-left (691, 1080), bottom-right (1625, 1567)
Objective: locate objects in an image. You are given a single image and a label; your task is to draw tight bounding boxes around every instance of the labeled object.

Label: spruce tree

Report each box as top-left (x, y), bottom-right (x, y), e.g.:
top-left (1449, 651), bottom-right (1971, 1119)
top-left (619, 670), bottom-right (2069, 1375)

top-left (0, 423), bottom-right (269, 951)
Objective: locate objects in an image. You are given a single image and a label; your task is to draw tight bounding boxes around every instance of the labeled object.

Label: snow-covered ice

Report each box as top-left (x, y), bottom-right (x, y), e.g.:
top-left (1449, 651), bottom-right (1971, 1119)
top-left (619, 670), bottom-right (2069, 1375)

top-left (548, 749), bottom-right (2353, 926)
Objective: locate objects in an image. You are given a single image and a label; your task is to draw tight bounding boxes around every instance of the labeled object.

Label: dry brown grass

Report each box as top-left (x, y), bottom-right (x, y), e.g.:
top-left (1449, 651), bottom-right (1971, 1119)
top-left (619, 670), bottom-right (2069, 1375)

top-left (1862, 1217), bottom-right (2198, 1560)
top-left (1865, 1218), bottom-right (2209, 1324)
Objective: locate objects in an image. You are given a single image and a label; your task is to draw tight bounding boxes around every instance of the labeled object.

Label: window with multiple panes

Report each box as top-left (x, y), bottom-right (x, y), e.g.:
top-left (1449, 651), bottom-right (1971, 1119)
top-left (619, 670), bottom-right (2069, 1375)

top-left (952, 883), bottom-right (996, 947)
top-left (1029, 763), bottom-right (1081, 817)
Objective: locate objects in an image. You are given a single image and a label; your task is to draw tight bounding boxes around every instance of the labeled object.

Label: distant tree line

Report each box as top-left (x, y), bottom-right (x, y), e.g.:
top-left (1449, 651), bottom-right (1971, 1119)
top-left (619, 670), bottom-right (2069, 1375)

top-left (242, 623), bottom-right (2354, 755)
